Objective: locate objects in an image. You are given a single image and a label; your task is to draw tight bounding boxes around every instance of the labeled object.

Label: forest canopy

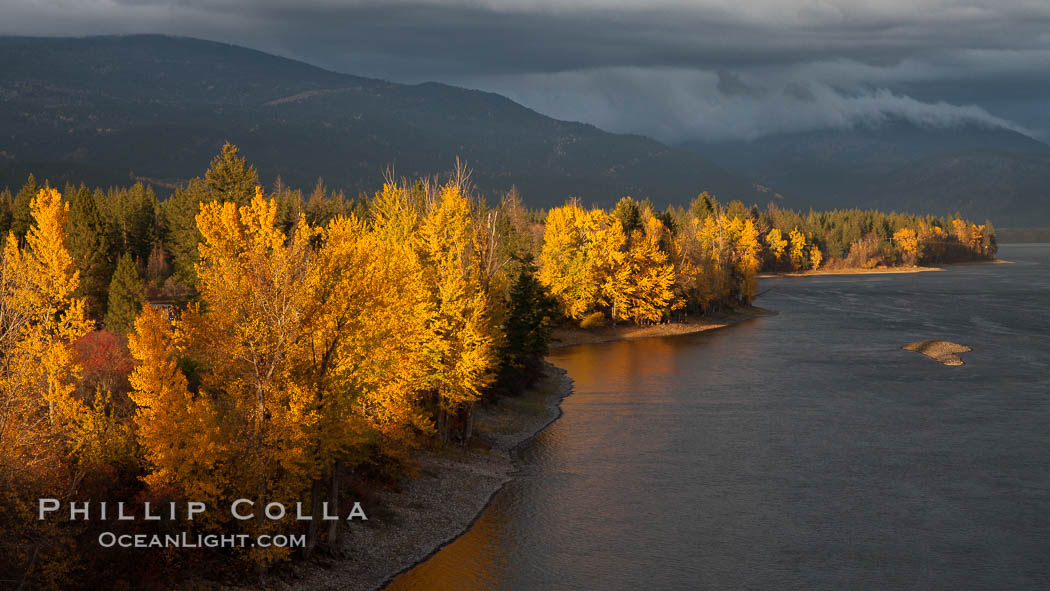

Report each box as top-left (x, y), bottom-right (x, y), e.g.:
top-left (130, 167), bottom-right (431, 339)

top-left (0, 145), bottom-right (995, 587)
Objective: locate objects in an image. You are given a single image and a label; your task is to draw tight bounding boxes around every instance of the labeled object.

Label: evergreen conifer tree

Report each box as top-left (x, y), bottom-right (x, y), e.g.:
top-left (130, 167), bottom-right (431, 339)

top-left (164, 143), bottom-right (259, 287)
top-left (0, 188), bottom-right (12, 237)
top-left (11, 174), bottom-right (39, 241)
top-left (105, 253), bottom-right (146, 334)
top-left (204, 142), bottom-right (259, 206)
top-left (67, 184), bottom-right (113, 318)
top-left (500, 254), bottom-right (557, 391)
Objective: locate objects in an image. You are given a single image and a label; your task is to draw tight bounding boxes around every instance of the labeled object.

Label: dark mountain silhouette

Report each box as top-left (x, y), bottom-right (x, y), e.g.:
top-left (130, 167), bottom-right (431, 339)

top-left (0, 34), bottom-right (771, 208)
top-left (682, 119), bottom-right (1050, 226)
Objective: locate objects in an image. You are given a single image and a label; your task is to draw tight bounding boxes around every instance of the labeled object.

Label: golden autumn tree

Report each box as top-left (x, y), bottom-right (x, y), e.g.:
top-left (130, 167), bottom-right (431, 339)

top-left (539, 203), bottom-right (602, 319)
top-left (734, 218), bottom-right (761, 303)
top-left (666, 218), bottom-right (703, 315)
top-left (621, 214), bottom-right (675, 324)
top-left (809, 245), bottom-right (823, 270)
top-left (416, 183), bottom-right (497, 442)
top-left (951, 218), bottom-right (970, 245)
top-left (0, 187), bottom-right (120, 468)
top-left (0, 188), bottom-right (107, 588)
top-left (130, 188), bottom-right (319, 566)
top-left (9, 188), bottom-right (94, 428)
top-left (128, 307), bottom-right (223, 503)
top-left (893, 227), bottom-right (921, 265)
top-left (297, 206), bottom-right (431, 550)
top-left (765, 227), bottom-right (787, 271)
top-left (697, 214), bottom-right (733, 308)
top-left (969, 223), bottom-right (985, 255)
top-left (788, 227), bottom-right (807, 271)
top-left (585, 211), bottom-right (629, 324)
top-left (190, 188), bottom-right (318, 564)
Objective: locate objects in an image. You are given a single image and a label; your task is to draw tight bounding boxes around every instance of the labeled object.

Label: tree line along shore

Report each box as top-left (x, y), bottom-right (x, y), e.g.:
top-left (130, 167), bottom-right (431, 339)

top-left (0, 144), bottom-right (995, 588)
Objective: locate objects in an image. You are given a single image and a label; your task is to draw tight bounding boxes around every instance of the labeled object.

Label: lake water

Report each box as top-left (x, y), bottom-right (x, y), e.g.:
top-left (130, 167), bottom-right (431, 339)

top-left (385, 244), bottom-right (1050, 590)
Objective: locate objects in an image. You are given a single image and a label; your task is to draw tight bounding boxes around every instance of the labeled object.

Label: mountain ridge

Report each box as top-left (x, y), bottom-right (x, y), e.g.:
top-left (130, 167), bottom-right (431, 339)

top-left (0, 34), bottom-right (770, 209)
top-left (681, 118), bottom-right (1050, 225)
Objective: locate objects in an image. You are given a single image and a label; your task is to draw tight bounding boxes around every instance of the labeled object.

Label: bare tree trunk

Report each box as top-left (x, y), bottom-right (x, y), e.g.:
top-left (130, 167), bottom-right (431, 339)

top-left (304, 477), bottom-right (325, 558)
top-left (438, 407), bottom-right (448, 443)
top-left (463, 402), bottom-right (475, 443)
top-left (436, 392), bottom-right (448, 444)
top-left (327, 460), bottom-right (341, 547)
top-left (254, 388), bottom-right (267, 579)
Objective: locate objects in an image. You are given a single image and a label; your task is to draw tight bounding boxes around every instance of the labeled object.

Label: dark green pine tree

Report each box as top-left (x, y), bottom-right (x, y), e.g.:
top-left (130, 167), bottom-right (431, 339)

top-left (11, 174), bottom-right (39, 241)
top-left (164, 143), bottom-right (259, 288)
top-left (105, 253), bottom-right (146, 334)
top-left (689, 191), bottom-right (720, 220)
top-left (497, 255), bottom-right (558, 394)
top-left (109, 183), bottom-right (160, 264)
top-left (204, 142), bottom-right (259, 206)
top-left (613, 196), bottom-right (642, 236)
top-left (162, 177), bottom-right (209, 288)
top-left (0, 187), bottom-right (12, 237)
top-left (657, 209), bottom-right (677, 234)
top-left (67, 184), bottom-right (114, 319)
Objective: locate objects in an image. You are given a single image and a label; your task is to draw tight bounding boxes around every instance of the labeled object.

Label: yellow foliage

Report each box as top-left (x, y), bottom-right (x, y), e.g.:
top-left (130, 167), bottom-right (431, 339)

top-left (893, 227), bottom-right (921, 264)
top-left (0, 188), bottom-right (93, 474)
top-left (621, 215), bottom-right (675, 324)
top-left (128, 308), bottom-right (224, 500)
top-left (765, 228), bottom-right (787, 261)
top-left (416, 184), bottom-right (498, 425)
top-left (809, 245), bottom-right (823, 270)
top-left (538, 203), bottom-right (603, 319)
top-left (734, 218), bottom-right (761, 303)
top-left (788, 227), bottom-right (807, 271)
top-left (0, 188), bottom-right (96, 587)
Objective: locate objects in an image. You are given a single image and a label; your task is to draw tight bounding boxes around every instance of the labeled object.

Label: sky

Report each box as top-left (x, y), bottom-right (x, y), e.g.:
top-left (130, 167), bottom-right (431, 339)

top-left (3, 0), bottom-right (1049, 143)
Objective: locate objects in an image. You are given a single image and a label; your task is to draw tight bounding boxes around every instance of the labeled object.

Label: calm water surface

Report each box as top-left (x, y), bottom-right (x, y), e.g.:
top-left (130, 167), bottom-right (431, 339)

top-left (385, 244), bottom-right (1050, 590)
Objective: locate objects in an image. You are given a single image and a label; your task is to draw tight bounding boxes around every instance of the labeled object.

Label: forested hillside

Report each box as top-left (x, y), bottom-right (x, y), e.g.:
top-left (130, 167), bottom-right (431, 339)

top-left (0, 34), bottom-right (769, 209)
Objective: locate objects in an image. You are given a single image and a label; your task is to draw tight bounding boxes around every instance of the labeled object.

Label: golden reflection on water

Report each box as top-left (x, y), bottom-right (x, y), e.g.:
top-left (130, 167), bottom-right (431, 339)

top-left (385, 250), bottom-right (1050, 590)
top-left (554, 336), bottom-right (679, 389)
top-left (385, 465), bottom-right (510, 590)
top-left (387, 336), bottom-right (689, 591)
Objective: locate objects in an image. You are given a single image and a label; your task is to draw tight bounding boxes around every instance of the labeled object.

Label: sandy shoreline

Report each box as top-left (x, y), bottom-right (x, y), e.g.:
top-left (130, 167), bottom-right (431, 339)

top-left (758, 265), bottom-right (940, 278)
top-left (550, 306), bottom-right (774, 349)
top-left (758, 258), bottom-right (1010, 279)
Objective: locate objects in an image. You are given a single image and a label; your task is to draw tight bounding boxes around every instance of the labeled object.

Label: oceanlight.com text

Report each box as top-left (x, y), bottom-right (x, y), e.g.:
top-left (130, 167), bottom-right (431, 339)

top-left (97, 532), bottom-right (307, 549)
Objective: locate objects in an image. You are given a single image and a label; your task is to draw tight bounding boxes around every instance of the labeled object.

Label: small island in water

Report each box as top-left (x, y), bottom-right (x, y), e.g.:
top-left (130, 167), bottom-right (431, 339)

top-left (902, 340), bottom-right (973, 366)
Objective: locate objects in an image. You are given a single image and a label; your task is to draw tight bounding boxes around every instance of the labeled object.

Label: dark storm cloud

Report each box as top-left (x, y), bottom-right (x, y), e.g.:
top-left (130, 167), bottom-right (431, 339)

top-left (3, 1), bottom-right (1049, 141)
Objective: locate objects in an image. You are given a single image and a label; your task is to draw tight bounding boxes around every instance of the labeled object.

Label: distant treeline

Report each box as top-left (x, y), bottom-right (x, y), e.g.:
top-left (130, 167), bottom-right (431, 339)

top-left (0, 144), bottom-right (995, 586)
top-left (535, 193), bottom-right (995, 326)
top-left (0, 151), bottom-right (997, 331)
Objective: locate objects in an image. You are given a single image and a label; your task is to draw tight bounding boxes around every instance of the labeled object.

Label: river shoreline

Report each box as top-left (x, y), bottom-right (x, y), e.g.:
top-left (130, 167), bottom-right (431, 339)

top-left (551, 306), bottom-right (774, 349)
top-left (277, 364), bottom-right (572, 591)
top-left (244, 267), bottom-right (950, 590)
top-left (758, 258), bottom-right (1010, 279)
top-left (278, 308), bottom-right (766, 590)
